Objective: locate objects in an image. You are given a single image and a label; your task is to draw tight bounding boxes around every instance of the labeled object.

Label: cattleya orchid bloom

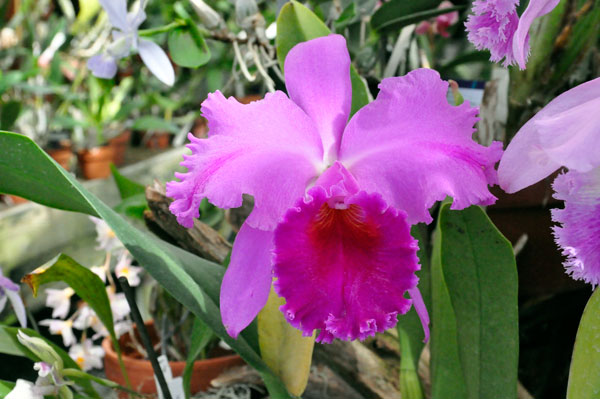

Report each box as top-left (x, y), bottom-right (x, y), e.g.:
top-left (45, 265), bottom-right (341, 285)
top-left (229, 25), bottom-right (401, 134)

top-left (499, 77), bottom-right (600, 285)
top-left (465, 0), bottom-right (560, 69)
top-left (0, 268), bottom-right (26, 327)
top-left (88, 0), bottom-right (175, 86)
top-left (167, 35), bottom-right (503, 342)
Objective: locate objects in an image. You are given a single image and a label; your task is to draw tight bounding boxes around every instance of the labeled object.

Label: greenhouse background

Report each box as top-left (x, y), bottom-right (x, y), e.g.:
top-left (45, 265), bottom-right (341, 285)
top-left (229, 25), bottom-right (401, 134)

top-left (0, 0), bottom-right (598, 398)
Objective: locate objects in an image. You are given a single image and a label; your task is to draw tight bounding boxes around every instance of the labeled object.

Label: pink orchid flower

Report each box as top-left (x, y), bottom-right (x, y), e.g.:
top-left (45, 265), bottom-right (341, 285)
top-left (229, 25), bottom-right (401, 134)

top-left (465, 0), bottom-right (560, 69)
top-left (167, 35), bottom-right (503, 342)
top-left (499, 77), bottom-right (600, 285)
top-left (416, 1), bottom-right (460, 38)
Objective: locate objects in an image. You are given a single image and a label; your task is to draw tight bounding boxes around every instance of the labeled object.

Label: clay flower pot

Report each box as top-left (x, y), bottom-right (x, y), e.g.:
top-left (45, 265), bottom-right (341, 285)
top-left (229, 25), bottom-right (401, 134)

top-left (46, 146), bottom-right (73, 171)
top-left (102, 323), bottom-right (244, 397)
top-left (77, 146), bottom-right (114, 180)
top-left (145, 132), bottom-right (171, 149)
top-left (108, 130), bottom-right (132, 166)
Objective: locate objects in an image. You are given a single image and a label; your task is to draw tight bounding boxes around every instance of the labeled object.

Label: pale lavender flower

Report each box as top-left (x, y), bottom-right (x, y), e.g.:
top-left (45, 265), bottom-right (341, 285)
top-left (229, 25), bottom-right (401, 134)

top-left (465, 0), bottom-right (560, 69)
top-left (88, 0), bottom-right (175, 85)
top-left (499, 77), bottom-right (600, 284)
top-left (0, 269), bottom-right (26, 328)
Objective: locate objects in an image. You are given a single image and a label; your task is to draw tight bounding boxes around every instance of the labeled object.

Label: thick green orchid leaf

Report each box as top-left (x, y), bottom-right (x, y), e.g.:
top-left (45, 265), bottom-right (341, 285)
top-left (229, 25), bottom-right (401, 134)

top-left (431, 204), bottom-right (519, 399)
top-left (0, 131), bottom-right (290, 397)
top-left (567, 288), bottom-right (600, 398)
top-left (276, 1), bottom-right (370, 116)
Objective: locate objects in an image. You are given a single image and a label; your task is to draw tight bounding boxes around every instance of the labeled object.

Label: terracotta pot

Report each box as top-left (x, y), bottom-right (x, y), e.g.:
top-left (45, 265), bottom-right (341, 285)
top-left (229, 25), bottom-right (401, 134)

top-left (145, 132), bottom-right (171, 149)
top-left (46, 147), bottom-right (73, 171)
top-left (108, 130), bottom-right (132, 166)
top-left (5, 194), bottom-right (28, 205)
top-left (77, 146), bottom-right (114, 180)
top-left (102, 324), bottom-right (244, 397)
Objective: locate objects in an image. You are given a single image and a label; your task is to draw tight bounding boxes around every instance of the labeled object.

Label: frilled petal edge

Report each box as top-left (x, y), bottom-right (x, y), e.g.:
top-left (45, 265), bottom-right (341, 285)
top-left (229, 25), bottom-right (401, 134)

top-left (273, 184), bottom-right (420, 343)
top-left (339, 68), bottom-right (502, 225)
top-left (166, 91), bottom-right (324, 230)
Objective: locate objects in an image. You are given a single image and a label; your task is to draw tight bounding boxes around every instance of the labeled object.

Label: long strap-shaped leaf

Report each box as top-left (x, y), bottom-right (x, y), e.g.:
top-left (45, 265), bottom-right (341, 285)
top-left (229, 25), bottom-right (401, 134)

top-left (0, 131), bottom-right (290, 397)
top-left (431, 203), bottom-right (519, 399)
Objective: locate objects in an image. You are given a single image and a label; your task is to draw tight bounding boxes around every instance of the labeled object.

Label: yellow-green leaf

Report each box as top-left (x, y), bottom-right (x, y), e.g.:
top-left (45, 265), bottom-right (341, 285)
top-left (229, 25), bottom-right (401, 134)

top-left (567, 288), bottom-right (600, 399)
top-left (258, 286), bottom-right (315, 397)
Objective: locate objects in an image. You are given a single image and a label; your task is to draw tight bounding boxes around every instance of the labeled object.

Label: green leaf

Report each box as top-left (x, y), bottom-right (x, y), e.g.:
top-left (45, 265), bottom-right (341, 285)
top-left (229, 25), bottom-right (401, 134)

top-left (258, 286), bottom-right (315, 397)
top-left (372, 0), bottom-right (438, 30)
top-left (183, 318), bottom-right (214, 399)
top-left (23, 254), bottom-right (116, 341)
top-left (0, 101), bottom-right (21, 131)
top-left (0, 131), bottom-right (96, 215)
top-left (168, 27), bottom-right (211, 68)
top-left (396, 225), bottom-right (430, 399)
top-left (110, 164), bottom-right (146, 199)
top-left (0, 131), bottom-right (290, 398)
top-left (334, 3), bottom-right (357, 31)
top-left (431, 204), bottom-right (519, 399)
top-left (132, 116), bottom-right (179, 134)
top-left (374, 4), bottom-right (466, 32)
top-left (0, 380), bottom-right (15, 396)
top-left (114, 193), bottom-right (149, 220)
top-left (276, 1), bottom-right (370, 116)
top-left (0, 326), bottom-right (100, 399)
top-left (567, 288), bottom-right (600, 398)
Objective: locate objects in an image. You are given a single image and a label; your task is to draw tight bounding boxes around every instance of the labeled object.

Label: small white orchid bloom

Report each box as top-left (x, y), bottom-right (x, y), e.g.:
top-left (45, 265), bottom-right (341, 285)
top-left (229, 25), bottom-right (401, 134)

top-left (5, 379), bottom-right (43, 399)
top-left (73, 305), bottom-right (110, 339)
top-left (88, 0), bottom-right (175, 86)
top-left (107, 286), bottom-right (130, 321)
top-left (69, 340), bottom-right (104, 371)
top-left (45, 288), bottom-right (74, 319)
top-left (39, 319), bottom-right (76, 347)
top-left (90, 266), bottom-right (107, 283)
top-left (89, 217), bottom-right (123, 253)
top-left (115, 252), bottom-right (142, 287)
top-left (0, 269), bottom-right (27, 327)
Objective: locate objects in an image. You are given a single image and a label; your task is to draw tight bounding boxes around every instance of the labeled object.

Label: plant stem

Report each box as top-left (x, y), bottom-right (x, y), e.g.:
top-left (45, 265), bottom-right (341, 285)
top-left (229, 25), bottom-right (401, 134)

top-left (138, 20), bottom-right (186, 37)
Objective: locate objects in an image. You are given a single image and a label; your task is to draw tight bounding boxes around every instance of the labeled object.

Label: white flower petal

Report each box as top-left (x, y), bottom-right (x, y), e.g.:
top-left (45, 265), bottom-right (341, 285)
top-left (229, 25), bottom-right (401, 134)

top-left (138, 39), bottom-right (175, 86)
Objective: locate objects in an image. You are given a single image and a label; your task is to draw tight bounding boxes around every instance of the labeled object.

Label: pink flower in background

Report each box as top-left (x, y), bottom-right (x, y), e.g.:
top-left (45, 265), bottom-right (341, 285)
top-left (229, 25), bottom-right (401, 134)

top-left (498, 77), bottom-right (600, 285)
top-left (465, 0), bottom-right (560, 69)
top-left (416, 1), bottom-right (459, 38)
top-left (167, 35), bottom-right (502, 342)
top-left (0, 269), bottom-right (26, 328)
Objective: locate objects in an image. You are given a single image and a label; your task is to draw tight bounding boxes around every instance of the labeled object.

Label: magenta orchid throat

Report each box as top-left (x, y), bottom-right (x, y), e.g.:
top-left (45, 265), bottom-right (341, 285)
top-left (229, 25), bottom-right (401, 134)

top-left (167, 34), bottom-right (503, 343)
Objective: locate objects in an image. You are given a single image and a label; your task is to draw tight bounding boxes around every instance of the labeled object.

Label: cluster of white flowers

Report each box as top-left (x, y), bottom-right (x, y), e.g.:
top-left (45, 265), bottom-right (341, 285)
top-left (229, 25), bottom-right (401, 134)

top-left (38, 217), bottom-right (143, 371)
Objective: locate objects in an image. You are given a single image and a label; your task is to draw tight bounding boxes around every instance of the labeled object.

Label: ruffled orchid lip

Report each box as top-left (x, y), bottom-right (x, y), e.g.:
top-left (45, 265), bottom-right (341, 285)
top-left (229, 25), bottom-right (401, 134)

top-left (273, 170), bottom-right (422, 342)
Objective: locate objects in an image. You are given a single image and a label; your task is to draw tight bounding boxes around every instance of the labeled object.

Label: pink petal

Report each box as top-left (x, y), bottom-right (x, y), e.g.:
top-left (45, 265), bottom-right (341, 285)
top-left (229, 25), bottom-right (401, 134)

top-left (339, 69), bottom-right (503, 225)
top-left (408, 287), bottom-right (429, 342)
top-left (220, 223), bottom-right (274, 338)
top-left (166, 91), bottom-right (324, 230)
top-left (284, 34), bottom-right (352, 162)
top-left (273, 180), bottom-right (420, 343)
top-left (551, 169), bottom-right (600, 286)
top-left (498, 77), bottom-right (600, 193)
top-left (513, 0), bottom-right (560, 69)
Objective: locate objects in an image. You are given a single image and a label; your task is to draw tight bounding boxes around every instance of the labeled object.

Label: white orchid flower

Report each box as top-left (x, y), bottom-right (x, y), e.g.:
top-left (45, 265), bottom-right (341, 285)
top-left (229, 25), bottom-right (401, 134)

top-left (88, 0), bottom-right (175, 86)
top-left (45, 288), bottom-right (74, 319)
top-left (115, 252), bottom-right (142, 287)
top-left (5, 379), bottom-right (43, 399)
top-left (39, 319), bottom-right (76, 347)
top-left (69, 340), bottom-right (104, 371)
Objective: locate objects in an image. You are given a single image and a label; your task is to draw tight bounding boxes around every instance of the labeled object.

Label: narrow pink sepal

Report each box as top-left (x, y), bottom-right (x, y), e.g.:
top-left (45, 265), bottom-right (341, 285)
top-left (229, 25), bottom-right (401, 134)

top-left (284, 34), bottom-right (352, 161)
top-left (273, 181), bottom-right (420, 343)
top-left (408, 287), bottom-right (430, 343)
top-left (513, 0), bottom-right (561, 69)
top-left (220, 223), bottom-right (274, 338)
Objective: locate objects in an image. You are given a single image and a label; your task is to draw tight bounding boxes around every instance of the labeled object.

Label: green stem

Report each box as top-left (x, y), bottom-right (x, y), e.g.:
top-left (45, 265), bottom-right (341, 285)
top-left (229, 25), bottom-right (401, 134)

top-left (138, 20), bottom-right (186, 37)
top-left (399, 327), bottom-right (424, 399)
top-left (62, 369), bottom-right (145, 397)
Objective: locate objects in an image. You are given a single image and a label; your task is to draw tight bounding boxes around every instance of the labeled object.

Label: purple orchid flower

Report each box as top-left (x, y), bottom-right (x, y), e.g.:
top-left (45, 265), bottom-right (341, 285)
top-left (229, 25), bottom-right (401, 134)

top-left (88, 0), bottom-right (175, 86)
top-left (465, 0), bottom-right (560, 69)
top-left (167, 35), bottom-right (503, 342)
top-left (0, 269), bottom-right (26, 328)
top-left (498, 77), bottom-right (600, 285)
